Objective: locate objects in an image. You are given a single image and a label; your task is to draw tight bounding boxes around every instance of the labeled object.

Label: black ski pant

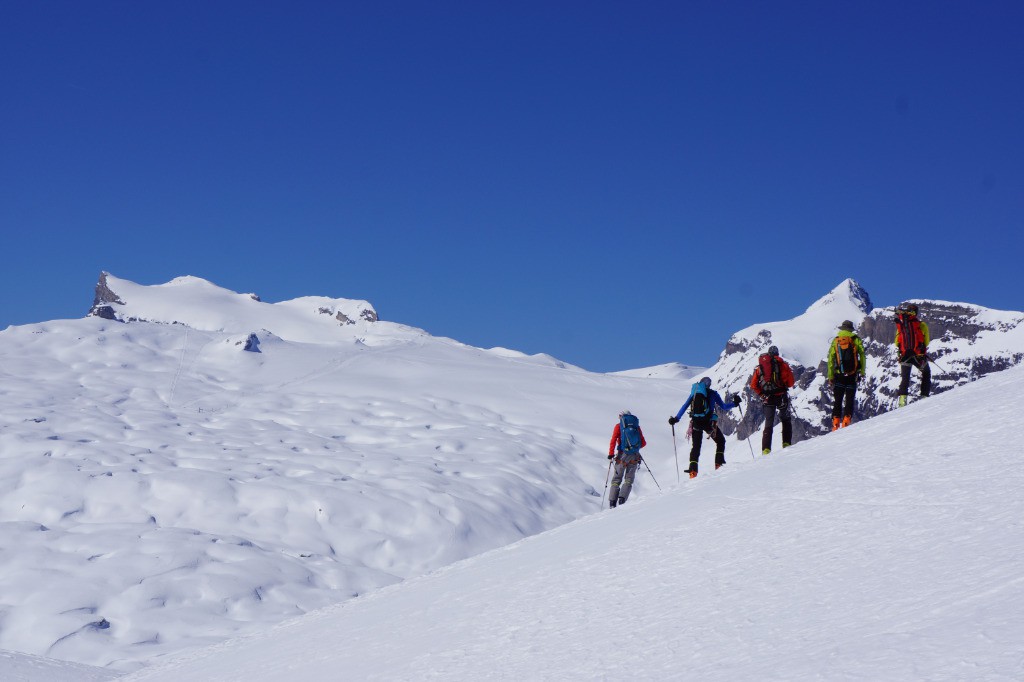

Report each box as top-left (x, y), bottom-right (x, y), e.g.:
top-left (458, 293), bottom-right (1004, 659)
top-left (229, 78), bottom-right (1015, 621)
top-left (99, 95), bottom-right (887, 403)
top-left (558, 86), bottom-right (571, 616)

top-left (831, 377), bottom-right (857, 419)
top-left (761, 393), bottom-right (793, 452)
top-left (899, 355), bottom-right (931, 397)
top-left (689, 417), bottom-right (725, 472)
top-left (609, 459), bottom-right (639, 504)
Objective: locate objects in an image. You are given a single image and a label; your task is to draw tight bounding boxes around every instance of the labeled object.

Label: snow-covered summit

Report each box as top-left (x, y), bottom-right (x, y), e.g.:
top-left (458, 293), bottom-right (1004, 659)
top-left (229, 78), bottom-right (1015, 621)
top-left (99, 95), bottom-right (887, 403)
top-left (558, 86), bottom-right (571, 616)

top-left (609, 361), bottom-right (706, 381)
top-left (88, 273), bottom-right (378, 344)
top-left (728, 278), bottom-right (873, 368)
top-left (804, 277), bottom-right (873, 317)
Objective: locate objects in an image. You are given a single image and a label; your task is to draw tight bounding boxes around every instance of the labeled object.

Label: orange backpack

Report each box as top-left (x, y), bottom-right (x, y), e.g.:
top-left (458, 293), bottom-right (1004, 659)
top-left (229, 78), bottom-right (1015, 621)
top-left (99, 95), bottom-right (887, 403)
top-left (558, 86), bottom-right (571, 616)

top-left (834, 336), bottom-right (859, 376)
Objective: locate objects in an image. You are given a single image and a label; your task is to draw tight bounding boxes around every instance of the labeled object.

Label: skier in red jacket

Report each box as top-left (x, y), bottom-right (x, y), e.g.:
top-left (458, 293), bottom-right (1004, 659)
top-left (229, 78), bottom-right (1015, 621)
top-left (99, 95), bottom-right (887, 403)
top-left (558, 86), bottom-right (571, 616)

top-left (606, 411), bottom-right (646, 507)
top-left (749, 346), bottom-right (796, 455)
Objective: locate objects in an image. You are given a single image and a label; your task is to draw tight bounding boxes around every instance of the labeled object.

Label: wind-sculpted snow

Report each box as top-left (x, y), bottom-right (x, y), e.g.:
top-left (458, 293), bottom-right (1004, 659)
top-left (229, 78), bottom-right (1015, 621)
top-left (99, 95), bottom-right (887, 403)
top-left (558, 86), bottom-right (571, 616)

top-left (0, 313), bottom-right (684, 672)
top-left (123, 364), bottom-right (1024, 682)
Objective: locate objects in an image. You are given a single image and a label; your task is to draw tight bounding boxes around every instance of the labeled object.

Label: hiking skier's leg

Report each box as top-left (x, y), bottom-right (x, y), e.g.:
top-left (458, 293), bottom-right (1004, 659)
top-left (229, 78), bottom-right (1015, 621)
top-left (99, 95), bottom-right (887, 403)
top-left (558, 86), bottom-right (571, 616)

top-left (761, 402), bottom-right (777, 453)
top-left (618, 462), bottom-right (639, 503)
top-left (841, 381), bottom-right (856, 425)
top-left (688, 420), bottom-right (705, 473)
top-left (831, 382), bottom-right (845, 430)
top-left (919, 357), bottom-right (932, 397)
top-left (713, 424), bottom-right (727, 467)
top-left (898, 362), bottom-right (913, 402)
top-left (780, 396), bottom-right (793, 445)
top-left (608, 461), bottom-right (625, 507)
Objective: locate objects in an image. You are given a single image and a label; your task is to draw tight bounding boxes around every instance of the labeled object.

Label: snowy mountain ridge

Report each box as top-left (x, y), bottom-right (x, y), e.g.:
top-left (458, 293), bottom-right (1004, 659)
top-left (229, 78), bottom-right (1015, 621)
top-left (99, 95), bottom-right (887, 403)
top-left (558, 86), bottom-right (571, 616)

top-left (89, 272), bottom-right (379, 344)
top-left (700, 279), bottom-right (1024, 445)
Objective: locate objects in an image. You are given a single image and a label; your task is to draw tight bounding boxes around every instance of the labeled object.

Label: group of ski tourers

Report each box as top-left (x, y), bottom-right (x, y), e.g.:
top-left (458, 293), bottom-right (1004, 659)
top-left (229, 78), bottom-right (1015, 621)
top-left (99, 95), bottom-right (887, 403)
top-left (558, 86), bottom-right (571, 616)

top-left (604, 303), bottom-right (931, 508)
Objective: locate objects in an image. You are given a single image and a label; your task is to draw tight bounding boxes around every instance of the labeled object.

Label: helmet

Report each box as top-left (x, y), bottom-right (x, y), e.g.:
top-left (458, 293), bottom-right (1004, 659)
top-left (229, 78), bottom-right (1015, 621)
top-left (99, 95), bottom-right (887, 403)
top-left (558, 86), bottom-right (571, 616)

top-left (700, 376), bottom-right (712, 387)
top-left (839, 320), bottom-right (854, 331)
top-left (767, 345), bottom-right (779, 356)
top-left (898, 302), bottom-right (918, 315)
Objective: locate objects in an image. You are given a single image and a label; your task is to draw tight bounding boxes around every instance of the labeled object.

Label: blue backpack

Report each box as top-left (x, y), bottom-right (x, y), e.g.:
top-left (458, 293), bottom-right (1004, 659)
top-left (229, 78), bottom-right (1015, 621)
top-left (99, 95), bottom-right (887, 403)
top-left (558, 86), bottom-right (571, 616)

top-left (689, 382), bottom-right (713, 419)
top-left (619, 413), bottom-right (643, 459)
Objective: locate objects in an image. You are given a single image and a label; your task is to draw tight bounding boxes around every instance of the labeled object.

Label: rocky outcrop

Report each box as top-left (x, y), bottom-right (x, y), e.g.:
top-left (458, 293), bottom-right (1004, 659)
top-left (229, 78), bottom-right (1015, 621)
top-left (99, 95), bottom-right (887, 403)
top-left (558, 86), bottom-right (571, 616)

top-left (319, 306), bottom-right (379, 325)
top-left (89, 272), bottom-right (125, 320)
top-left (242, 333), bottom-right (261, 353)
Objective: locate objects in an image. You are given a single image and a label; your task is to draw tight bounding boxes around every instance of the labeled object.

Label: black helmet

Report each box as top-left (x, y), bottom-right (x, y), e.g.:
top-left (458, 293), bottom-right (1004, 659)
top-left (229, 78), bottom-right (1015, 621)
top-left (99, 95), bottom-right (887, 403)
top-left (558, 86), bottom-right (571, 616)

top-left (839, 320), bottom-right (854, 331)
top-left (767, 345), bottom-right (779, 356)
top-left (898, 302), bottom-right (919, 315)
top-left (701, 376), bottom-right (712, 387)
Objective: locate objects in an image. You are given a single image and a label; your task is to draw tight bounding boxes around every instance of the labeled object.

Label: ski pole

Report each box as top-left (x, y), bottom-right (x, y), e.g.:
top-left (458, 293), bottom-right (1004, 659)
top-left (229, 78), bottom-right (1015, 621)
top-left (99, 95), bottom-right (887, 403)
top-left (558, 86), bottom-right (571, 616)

top-left (735, 402), bottom-right (756, 460)
top-left (601, 460), bottom-right (612, 509)
top-left (671, 422), bottom-right (680, 483)
top-left (927, 355), bottom-right (949, 374)
top-left (640, 457), bottom-right (662, 491)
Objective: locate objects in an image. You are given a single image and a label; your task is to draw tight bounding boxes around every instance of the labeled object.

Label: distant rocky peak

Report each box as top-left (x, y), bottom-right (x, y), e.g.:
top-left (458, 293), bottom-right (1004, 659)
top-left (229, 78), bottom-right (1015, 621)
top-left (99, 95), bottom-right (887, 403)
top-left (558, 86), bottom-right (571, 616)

top-left (90, 271), bottom-right (124, 320)
top-left (804, 278), bottom-right (873, 315)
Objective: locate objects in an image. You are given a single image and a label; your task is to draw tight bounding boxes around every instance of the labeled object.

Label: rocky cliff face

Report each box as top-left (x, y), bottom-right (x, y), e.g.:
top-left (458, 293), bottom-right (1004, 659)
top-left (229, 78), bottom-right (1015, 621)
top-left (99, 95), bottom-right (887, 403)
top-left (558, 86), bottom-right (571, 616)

top-left (702, 282), bottom-right (1024, 446)
top-left (89, 272), bottom-right (125, 320)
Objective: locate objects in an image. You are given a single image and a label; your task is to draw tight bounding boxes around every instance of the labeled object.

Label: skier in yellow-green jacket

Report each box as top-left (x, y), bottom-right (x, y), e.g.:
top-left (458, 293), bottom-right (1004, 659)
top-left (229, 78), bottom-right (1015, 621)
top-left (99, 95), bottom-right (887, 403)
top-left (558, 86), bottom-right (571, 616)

top-left (826, 320), bottom-right (867, 430)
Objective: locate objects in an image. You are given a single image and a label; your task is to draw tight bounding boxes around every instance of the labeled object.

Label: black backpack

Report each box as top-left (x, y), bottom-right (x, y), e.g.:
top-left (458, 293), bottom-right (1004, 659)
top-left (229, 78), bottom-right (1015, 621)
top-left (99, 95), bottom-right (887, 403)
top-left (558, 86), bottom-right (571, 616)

top-left (689, 382), bottom-right (712, 419)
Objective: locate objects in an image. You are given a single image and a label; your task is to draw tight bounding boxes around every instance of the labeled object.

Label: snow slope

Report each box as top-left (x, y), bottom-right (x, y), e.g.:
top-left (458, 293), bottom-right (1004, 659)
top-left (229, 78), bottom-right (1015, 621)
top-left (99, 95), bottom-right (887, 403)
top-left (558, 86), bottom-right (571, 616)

top-left (123, 363), bottom-right (1024, 682)
top-left (0, 276), bottom-right (688, 672)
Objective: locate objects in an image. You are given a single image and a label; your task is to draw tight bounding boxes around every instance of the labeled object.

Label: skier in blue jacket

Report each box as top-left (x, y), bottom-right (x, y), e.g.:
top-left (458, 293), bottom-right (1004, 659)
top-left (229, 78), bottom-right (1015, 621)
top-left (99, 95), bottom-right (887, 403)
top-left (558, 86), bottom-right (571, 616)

top-left (668, 377), bottom-right (741, 478)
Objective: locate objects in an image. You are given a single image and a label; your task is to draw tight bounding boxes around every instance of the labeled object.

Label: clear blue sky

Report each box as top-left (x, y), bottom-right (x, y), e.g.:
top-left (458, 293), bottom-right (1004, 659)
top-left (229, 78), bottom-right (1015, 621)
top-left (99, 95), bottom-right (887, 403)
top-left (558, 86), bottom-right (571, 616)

top-left (2, 2), bottom-right (1022, 371)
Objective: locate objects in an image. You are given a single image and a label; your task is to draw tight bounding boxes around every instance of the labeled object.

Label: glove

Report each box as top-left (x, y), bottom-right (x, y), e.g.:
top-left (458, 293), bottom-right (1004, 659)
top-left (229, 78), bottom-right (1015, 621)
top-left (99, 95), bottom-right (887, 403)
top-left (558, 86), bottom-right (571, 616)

top-left (668, 416), bottom-right (679, 426)
top-left (607, 454), bottom-right (614, 460)
top-left (732, 394), bottom-right (741, 406)
top-left (828, 378), bottom-right (834, 386)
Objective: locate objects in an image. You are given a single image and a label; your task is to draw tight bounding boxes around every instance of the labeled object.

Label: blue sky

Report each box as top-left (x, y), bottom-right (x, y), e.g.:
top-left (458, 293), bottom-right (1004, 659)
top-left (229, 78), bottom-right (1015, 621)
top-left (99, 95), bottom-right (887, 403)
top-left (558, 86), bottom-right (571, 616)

top-left (2, 2), bottom-right (1022, 372)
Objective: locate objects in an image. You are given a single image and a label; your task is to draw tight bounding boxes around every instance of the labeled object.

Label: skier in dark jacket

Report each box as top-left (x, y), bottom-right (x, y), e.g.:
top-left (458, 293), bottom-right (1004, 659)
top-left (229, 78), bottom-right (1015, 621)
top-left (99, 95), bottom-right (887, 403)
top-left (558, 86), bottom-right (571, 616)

top-left (668, 377), bottom-right (741, 478)
top-left (607, 411), bottom-right (646, 507)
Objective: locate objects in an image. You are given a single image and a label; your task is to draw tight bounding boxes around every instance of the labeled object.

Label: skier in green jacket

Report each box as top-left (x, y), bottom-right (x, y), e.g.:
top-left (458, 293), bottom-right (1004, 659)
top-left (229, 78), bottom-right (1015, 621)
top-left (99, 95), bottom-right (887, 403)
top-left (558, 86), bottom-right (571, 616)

top-left (826, 320), bottom-right (867, 430)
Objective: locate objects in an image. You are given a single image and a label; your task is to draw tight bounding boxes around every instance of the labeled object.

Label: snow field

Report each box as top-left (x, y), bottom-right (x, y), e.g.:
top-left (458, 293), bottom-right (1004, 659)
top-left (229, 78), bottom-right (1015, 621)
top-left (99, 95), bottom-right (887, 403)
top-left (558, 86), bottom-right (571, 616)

top-left (0, 316), bottom-right (684, 671)
top-left (124, 364), bottom-right (1024, 681)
